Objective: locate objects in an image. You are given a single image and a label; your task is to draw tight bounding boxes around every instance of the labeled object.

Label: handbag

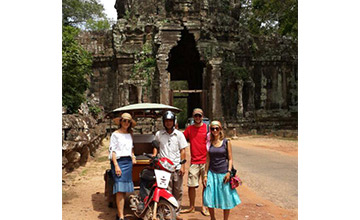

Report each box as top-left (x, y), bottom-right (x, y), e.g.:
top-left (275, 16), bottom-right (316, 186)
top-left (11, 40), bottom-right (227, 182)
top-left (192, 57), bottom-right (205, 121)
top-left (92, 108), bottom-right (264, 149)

top-left (229, 167), bottom-right (242, 189)
top-left (225, 139), bottom-right (243, 189)
top-left (230, 175), bottom-right (242, 189)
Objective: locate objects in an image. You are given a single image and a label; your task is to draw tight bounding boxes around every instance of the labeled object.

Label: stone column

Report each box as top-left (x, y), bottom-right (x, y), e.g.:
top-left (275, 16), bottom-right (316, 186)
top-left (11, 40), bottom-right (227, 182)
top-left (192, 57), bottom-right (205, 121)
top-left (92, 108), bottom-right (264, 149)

top-left (209, 58), bottom-right (223, 119)
top-left (118, 82), bottom-right (124, 106)
top-left (157, 53), bottom-right (171, 104)
top-left (156, 25), bottom-right (182, 104)
top-left (247, 77), bottom-right (255, 111)
top-left (136, 85), bottom-right (142, 103)
top-left (236, 79), bottom-right (244, 118)
top-left (124, 83), bottom-right (130, 106)
top-left (260, 72), bottom-right (267, 109)
top-left (277, 72), bottom-right (285, 109)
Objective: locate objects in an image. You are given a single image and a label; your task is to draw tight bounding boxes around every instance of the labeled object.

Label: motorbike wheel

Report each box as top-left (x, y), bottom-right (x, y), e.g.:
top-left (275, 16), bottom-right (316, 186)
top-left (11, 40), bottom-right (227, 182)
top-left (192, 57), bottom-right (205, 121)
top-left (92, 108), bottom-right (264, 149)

top-left (155, 199), bottom-right (176, 220)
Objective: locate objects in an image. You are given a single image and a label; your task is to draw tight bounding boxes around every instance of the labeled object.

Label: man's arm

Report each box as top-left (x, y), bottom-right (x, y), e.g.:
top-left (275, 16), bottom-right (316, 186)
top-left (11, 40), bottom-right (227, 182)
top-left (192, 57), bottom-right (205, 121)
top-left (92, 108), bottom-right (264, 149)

top-left (152, 147), bottom-right (158, 157)
top-left (152, 132), bottom-right (159, 157)
top-left (179, 148), bottom-right (186, 176)
top-left (178, 131), bottom-right (188, 176)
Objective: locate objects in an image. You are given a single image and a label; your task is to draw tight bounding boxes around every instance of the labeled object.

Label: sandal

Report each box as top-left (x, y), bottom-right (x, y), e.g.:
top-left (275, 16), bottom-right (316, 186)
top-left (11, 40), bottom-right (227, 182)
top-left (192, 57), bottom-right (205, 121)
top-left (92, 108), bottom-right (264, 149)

top-left (201, 209), bottom-right (210, 216)
top-left (180, 207), bottom-right (195, 213)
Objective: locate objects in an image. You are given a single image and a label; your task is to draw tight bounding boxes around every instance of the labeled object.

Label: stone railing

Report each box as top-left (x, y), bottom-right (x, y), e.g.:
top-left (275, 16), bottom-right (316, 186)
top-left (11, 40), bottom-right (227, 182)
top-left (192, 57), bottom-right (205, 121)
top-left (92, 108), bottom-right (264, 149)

top-left (62, 114), bottom-right (107, 173)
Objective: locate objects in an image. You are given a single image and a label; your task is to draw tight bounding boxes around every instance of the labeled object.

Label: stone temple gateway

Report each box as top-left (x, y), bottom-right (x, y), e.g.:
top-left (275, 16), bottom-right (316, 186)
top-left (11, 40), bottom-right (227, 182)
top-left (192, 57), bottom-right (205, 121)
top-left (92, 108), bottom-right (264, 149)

top-left (77, 0), bottom-right (297, 133)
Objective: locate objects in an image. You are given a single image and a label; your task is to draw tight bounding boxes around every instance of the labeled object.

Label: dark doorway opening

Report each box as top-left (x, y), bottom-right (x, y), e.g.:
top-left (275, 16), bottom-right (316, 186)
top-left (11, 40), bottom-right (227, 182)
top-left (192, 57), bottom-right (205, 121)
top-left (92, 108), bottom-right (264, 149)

top-left (167, 28), bottom-right (205, 117)
top-left (170, 81), bottom-right (188, 129)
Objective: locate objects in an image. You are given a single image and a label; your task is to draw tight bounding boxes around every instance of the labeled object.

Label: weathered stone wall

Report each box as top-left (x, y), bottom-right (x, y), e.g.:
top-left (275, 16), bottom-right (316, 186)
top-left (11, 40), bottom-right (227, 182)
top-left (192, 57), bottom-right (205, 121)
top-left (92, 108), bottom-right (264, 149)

top-left (76, 0), bottom-right (298, 132)
top-left (62, 114), bottom-right (107, 173)
top-left (77, 31), bottom-right (114, 58)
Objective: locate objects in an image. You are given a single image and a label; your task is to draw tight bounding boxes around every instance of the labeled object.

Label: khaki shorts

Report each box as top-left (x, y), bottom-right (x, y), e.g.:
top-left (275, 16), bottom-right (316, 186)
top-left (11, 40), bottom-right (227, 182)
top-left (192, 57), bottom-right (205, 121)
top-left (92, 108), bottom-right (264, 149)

top-left (187, 163), bottom-right (206, 187)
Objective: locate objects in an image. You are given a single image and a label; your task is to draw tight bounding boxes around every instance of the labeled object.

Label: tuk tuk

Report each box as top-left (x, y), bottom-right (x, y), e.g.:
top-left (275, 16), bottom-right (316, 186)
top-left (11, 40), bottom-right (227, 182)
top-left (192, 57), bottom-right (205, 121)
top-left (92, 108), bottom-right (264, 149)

top-left (104, 103), bottom-right (181, 207)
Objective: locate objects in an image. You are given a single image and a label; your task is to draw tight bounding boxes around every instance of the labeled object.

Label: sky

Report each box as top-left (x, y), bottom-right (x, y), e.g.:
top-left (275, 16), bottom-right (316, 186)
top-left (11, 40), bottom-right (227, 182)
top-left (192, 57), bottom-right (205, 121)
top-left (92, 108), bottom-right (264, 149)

top-left (99, 0), bottom-right (117, 21)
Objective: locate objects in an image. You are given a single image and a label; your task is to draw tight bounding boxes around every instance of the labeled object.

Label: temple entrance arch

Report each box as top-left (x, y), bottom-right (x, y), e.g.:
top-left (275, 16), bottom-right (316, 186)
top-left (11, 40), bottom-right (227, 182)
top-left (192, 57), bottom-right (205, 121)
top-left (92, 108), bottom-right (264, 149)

top-left (167, 28), bottom-right (206, 118)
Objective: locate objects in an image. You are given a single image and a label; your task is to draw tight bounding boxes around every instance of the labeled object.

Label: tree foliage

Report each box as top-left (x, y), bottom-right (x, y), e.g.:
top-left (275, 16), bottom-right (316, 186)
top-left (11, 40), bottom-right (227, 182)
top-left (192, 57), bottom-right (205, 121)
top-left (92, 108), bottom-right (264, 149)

top-left (62, 0), bottom-right (112, 113)
top-left (84, 18), bottom-right (111, 31)
top-left (62, 0), bottom-right (111, 31)
top-left (62, 25), bottom-right (93, 113)
top-left (244, 0), bottom-right (297, 40)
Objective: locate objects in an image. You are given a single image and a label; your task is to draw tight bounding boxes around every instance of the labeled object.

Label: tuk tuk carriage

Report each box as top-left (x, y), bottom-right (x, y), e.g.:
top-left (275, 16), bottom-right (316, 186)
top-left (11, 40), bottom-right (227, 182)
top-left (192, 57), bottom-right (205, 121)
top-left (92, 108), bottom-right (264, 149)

top-left (103, 103), bottom-right (181, 207)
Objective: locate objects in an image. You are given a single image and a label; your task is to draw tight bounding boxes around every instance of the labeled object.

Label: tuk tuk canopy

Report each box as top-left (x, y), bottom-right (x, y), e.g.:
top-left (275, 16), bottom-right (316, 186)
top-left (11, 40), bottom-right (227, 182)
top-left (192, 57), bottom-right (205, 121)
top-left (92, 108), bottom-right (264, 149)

top-left (106, 103), bottom-right (181, 119)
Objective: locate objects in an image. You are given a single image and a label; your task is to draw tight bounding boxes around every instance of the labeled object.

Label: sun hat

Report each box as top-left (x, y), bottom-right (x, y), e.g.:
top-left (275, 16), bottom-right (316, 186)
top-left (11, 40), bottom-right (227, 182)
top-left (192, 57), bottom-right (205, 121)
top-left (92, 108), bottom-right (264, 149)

top-left (192, 108), bottom-right (203, 116)
top-left (113, 112), bottom-right (136, 127)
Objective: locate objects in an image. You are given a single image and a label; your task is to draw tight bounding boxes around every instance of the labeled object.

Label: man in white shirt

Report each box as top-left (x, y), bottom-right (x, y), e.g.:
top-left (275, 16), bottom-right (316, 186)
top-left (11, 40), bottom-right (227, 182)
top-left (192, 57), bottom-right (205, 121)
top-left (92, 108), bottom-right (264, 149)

top-left (153, 111), bottom-right (188, 220)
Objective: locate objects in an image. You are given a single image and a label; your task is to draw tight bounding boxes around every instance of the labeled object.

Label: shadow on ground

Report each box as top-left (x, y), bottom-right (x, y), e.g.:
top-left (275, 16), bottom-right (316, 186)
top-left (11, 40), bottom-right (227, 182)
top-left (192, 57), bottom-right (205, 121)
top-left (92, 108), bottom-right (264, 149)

top-left (91, 192), bottom-right (139, 220)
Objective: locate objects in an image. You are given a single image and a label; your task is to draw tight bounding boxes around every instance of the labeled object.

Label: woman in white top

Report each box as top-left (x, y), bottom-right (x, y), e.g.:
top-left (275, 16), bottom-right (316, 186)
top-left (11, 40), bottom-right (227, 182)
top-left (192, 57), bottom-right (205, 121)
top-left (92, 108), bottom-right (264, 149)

top-left (109, 112), bottom-right (137, 220)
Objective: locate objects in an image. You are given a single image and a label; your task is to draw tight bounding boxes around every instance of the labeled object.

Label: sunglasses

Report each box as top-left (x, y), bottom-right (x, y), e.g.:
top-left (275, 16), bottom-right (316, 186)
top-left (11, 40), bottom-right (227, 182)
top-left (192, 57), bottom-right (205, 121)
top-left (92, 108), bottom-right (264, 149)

top-left (121, 119), bottom-right (131, 123)
top-left (210, 127), bottom-right (220, 131)
top-left (193, 114), bottom-right (202, 118)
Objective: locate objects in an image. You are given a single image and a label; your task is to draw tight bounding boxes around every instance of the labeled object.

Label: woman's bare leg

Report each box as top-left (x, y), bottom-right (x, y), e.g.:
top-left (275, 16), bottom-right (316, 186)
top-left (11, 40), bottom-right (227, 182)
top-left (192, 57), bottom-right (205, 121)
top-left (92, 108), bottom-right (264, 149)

top-left (209, 207), bottom-right (216, 220)
top-left (223, 209), bottom-right (230, 220)
top-left (116, 192), bottom-right (125, 218)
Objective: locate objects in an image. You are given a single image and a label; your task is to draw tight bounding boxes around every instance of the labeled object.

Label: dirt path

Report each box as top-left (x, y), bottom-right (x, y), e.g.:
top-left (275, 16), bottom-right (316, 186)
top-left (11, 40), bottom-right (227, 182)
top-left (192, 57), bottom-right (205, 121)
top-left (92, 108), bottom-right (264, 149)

top-left (231, 138), bottom-right (298, 210)
top-left (62, 136), bottom-right (298, 220)
top-left (232, 135), bottom-right (298, 157)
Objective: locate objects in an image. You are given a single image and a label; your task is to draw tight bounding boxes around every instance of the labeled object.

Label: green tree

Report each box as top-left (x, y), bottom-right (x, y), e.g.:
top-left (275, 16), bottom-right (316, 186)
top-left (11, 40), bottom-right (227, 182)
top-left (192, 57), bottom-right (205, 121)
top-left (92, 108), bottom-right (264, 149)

top-left (249, 0), bottom-right (298, 40)
top-left (62, 0), bottom-right (112, 113)
top-left (62, 0), bottom-right (111, 31)
top-left (84, 18), bottom-right (111, 31)
top-left (62, 25), bottom-right (93, 113)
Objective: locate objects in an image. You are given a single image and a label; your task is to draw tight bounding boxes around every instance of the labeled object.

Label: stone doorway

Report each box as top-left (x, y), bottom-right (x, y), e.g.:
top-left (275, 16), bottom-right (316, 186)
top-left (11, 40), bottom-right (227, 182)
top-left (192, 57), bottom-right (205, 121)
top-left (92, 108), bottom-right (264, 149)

top-left (167, 28), bottom-right (206, 117)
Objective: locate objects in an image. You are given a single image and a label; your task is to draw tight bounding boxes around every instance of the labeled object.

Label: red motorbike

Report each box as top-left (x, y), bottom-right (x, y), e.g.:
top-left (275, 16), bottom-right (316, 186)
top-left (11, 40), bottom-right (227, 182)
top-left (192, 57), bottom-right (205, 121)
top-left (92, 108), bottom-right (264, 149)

top-left (129, 154), bottom-right (186, 220)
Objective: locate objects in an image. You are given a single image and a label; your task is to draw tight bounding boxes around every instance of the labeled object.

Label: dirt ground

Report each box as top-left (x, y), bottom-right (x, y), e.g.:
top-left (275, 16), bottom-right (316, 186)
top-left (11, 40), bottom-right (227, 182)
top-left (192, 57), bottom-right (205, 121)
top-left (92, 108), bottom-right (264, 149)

top-left (62, 135), bottom-right (298, 220)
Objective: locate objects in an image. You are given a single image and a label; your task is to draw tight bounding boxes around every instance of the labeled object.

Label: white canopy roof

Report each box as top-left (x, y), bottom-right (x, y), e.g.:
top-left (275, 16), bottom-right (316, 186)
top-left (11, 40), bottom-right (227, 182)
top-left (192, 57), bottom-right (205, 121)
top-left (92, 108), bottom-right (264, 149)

top-left (109, 103), bottom-right (181, 119)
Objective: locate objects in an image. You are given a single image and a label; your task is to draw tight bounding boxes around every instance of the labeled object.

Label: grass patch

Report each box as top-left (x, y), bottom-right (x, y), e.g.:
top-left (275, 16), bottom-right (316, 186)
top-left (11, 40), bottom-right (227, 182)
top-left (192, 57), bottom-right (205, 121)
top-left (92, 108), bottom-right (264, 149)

top-left (80, 169), bottom-right (88, 176)
top-left (279, 137), bottom-right (298, 141)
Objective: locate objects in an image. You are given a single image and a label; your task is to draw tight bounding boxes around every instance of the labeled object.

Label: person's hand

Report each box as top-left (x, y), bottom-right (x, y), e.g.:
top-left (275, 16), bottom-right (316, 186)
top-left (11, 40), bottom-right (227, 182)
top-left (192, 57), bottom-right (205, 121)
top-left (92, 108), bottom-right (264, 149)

top-left (115, 165), bottom-right (122, 176)
top-left (179, 165), bottom-right (185, 176)
top-left (203, 176), bottom-right (207, 187)
top-left (223, 172), bottom-right (231, 183)
top-left (132, 156), bottom-right (137, 164)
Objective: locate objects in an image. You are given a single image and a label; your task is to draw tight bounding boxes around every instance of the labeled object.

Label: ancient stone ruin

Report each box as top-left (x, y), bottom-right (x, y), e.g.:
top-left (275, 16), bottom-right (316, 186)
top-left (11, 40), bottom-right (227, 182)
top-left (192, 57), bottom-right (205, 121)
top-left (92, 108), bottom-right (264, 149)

top-left (77, 0), bottom-right (298, 135)
top-left (62, 114), bottom-right (107, 173)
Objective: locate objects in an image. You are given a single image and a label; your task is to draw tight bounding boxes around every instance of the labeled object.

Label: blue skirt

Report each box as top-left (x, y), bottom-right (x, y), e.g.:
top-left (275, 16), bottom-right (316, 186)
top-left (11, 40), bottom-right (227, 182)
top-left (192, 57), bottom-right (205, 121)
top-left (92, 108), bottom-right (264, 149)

top-left (111, 157), bottom-right (134, 193)
top-left (203, 170), bottom-right (241, 209)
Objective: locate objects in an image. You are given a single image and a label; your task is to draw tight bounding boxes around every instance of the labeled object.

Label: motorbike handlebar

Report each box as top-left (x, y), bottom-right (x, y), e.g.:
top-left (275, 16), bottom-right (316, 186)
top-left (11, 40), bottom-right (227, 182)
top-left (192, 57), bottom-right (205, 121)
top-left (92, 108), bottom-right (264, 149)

top-left (143, 153), bottom-right (158, 167)
top-left (142, 153), bottom-right (155, 159)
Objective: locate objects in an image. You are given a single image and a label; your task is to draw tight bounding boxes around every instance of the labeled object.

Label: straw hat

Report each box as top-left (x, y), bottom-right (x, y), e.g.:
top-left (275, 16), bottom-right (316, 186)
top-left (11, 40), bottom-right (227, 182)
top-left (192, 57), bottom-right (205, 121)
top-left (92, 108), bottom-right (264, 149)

top-left (113, 112), bottom-right (136, 127)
